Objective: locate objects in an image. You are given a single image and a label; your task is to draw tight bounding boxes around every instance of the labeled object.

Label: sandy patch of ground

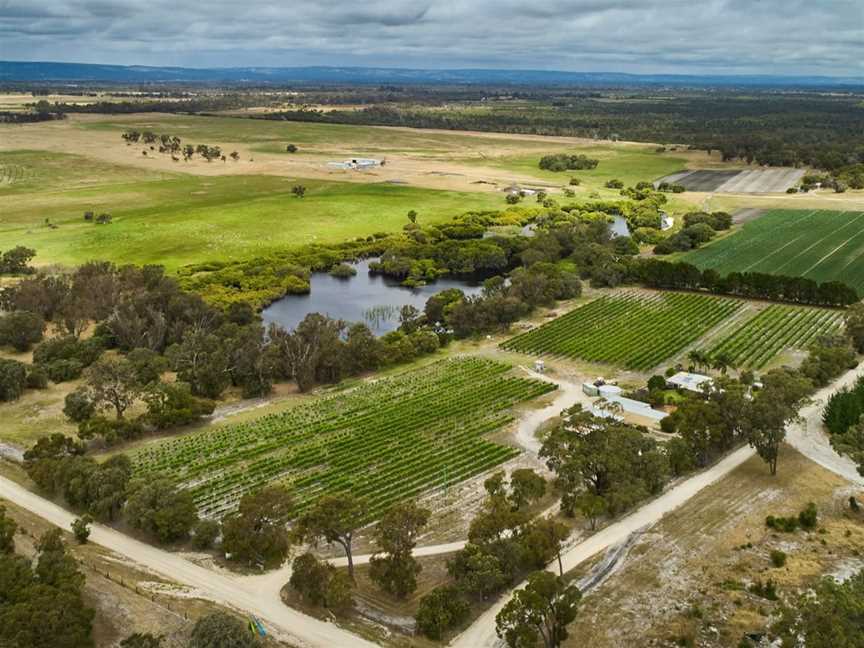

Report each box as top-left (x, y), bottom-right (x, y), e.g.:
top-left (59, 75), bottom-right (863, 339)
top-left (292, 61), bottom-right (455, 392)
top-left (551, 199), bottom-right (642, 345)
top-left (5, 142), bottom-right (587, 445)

top-left (0, 115), bottom-right (596, 192)
top-left (562, 448), bottom-right (863, 648)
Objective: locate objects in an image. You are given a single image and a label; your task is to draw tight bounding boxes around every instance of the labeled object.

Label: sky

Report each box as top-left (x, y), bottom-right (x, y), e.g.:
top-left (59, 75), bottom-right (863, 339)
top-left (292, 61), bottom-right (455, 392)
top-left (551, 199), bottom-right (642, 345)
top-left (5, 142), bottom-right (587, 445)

top-left (1, 0), bottom-right (862, 76)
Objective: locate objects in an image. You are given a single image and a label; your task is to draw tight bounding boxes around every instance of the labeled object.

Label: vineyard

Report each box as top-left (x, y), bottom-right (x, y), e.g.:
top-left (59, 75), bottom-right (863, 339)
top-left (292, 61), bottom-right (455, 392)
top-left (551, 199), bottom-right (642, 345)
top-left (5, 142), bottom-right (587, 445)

top-left (132, 357), bottom-right (555, 520)
top-left (501, 291), bottom-right (742, 370)
top-left (705, 304), bottom-right (844, 369)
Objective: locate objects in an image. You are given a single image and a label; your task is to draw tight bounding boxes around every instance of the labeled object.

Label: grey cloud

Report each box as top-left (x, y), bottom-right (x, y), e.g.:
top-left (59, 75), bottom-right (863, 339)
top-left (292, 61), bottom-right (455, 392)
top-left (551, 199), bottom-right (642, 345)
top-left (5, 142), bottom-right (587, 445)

top-left (0, 0), bottom-right (861, 75)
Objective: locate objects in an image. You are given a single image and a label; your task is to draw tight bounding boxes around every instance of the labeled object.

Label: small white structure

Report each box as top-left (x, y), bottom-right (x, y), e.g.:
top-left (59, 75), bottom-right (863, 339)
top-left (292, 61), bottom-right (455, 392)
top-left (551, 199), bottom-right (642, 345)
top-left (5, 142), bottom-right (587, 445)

top-left (668, 371), bottom-right (713, 393)
top-left (582, 382), bottom-right (600, 397)
top-left (328, 158), bottom-right (382, 170)
top-left (503, 184), bottom-right (539, 196)
top-left (660, 212), bottom-right (674, 231)
top-left (534, 359), bottom-right (545, 373)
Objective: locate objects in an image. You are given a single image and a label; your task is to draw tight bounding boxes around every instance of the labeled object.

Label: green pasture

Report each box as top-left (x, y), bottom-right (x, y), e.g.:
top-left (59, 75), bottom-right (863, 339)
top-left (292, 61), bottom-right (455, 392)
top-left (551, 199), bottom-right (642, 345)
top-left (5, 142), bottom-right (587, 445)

top-left (79, 113), bottom-right (549, 156)
top-left (463, 144), bottom-right (688, 191)
top-left (0, 150), bottom-right (503, 270)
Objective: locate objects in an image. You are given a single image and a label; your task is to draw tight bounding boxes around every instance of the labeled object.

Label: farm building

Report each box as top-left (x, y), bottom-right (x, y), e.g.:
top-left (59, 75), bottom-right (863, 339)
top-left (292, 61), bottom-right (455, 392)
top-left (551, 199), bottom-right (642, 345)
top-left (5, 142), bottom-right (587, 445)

top-left (668, 371), bottom-right (713, 393)
top-left (502, 184), bottom-right (539, 196)
top-left (327, 158), bottom-right (382, 170)
top-left (607, 395), bottom-right (668, 423)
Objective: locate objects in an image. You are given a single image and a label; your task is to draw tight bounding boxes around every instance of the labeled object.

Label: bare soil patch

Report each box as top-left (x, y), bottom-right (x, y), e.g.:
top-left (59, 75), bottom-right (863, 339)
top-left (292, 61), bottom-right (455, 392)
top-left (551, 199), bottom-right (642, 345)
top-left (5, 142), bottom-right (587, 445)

top-left (562, 447), bottom-right (863, 648)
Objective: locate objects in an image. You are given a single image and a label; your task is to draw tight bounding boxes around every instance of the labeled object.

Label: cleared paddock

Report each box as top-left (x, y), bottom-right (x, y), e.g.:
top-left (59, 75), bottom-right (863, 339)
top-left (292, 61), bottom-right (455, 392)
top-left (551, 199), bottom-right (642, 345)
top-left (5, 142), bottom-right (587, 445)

top-left (658, 168), bottom-right (804, 193)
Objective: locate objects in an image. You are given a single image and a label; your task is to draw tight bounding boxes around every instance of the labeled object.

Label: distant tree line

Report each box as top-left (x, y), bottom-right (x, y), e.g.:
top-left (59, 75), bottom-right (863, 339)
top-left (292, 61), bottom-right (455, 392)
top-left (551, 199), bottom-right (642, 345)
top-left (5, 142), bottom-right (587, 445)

top-left (247, 89), bottom-right (864, 173)
top-left (0, 110), bottom-right (66, 123)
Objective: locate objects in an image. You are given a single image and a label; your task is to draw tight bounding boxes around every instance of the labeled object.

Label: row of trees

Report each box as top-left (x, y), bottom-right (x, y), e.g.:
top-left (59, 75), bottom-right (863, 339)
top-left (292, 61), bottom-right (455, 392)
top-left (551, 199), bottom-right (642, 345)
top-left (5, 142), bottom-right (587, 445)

top-left (121, 130), bottom-right (234, 162)
top-left (634, 258), bottom-right (859, 307)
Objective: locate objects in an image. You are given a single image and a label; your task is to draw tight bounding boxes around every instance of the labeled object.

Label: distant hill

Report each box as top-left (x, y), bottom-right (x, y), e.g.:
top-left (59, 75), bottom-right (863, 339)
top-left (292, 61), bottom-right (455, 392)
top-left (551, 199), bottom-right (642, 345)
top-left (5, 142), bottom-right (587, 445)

top-left (1, 60), bottom-right (862, 87)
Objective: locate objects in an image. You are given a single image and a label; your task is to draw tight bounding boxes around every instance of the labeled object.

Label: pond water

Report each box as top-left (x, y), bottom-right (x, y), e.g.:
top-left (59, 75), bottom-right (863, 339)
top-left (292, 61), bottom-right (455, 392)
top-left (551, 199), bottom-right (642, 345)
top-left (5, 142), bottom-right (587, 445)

top-left (609, 215), bottom-right (631, 238)
top-left (262, 259), bottom-right (484, 334)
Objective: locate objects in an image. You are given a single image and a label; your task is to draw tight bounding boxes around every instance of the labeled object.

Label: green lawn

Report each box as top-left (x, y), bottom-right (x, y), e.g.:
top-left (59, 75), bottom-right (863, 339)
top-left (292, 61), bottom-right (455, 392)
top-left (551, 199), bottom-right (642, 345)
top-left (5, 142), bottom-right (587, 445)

top-left (681, 209), bottom-right (864, 292)
top-left (0, 150), bottom-right (503, 270)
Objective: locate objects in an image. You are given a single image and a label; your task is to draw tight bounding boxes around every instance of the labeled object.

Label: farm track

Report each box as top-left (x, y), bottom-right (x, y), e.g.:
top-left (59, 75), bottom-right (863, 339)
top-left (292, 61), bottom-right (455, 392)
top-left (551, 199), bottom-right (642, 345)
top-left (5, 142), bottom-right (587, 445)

top-left (3, 357), bottom-right (864, 648)
top-left (449, 360), bottom-right (864, 648)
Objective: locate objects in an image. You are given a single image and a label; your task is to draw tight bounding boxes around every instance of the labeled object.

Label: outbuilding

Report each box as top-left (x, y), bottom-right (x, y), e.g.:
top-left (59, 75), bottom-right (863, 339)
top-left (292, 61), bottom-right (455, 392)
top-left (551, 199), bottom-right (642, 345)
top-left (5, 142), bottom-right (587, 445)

top-left (667, 371), bottom-right (713, 393)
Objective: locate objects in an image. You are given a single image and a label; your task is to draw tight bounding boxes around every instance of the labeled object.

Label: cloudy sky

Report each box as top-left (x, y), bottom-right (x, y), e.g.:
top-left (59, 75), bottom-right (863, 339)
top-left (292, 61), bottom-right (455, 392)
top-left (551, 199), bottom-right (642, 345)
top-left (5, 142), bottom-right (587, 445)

top-left (1, 0), bottom-right (862, 76)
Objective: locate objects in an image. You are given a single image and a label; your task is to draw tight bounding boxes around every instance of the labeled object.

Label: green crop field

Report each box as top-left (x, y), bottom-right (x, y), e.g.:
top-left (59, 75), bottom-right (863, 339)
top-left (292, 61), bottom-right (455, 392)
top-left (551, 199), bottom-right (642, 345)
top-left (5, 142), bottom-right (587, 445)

top-left (705, 304), bottom-right (844, 369)
top-left (0, 151), bottom-right (502, 270)
top-left (681, 209), bottom-right (864, 293)
top-left (131, 357), bottom-right (555, 519)
top-left (501, 291), bottom-right (742, 370)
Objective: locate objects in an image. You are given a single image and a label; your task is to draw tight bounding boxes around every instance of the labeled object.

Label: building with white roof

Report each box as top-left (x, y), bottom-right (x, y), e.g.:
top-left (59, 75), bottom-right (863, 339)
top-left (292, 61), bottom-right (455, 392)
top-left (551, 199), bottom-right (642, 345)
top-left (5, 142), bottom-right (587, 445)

top-left (667, 371), bottom-right (713, 393)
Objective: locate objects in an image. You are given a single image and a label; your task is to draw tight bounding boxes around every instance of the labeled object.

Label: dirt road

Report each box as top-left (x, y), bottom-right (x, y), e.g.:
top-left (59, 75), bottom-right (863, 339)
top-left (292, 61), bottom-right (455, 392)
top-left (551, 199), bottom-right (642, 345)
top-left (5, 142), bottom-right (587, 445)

top-left (786, 364), bottom-right (864, 486)
top-left (3, 361), bottom-right (862, 648)
top-left (513, 366), bottom-right (597, 454)
top-left (449, 363), bottom-right (864, 648)
top-left (449, 444), bottom-right (756, 648)
top-left (0, 475), bottom-right (377, 648)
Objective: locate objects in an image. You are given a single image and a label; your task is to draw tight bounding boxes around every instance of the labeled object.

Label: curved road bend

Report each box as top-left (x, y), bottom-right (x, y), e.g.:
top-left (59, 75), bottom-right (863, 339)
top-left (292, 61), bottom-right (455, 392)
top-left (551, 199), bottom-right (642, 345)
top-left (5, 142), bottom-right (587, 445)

top-left (0, 476), bottom-right (377, 648)
top-left (450, 363), bottom-right (864, 648)
top-left (2, 364), bottom-right (862, 648)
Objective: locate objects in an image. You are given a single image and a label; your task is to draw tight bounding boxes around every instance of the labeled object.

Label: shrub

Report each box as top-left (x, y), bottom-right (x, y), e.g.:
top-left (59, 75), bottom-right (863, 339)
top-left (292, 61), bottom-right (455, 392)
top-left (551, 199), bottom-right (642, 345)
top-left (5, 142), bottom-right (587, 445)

top-left (415, 585), bottom-right (470, 640)
top-left (25, 366), bottom-right (48, 389)
top-left (33, 336), bottom-right (103, 368)
top-left (766, 515), bottom-right (799, 533)
top-left (749, 579), bottom-right (778, 600)
top-left (329, 263), bottom-right (357, 279)
top-left (192, 519), bottom-right (220, 550)
top-left (798, 502), bottom-right (818, 530)
top-left (770, 549), bottom-right (787, 568)
top-left (0, 358), bottom-right (28, 401)
top-left (78, 416), bottom-right (144, 444)
top-left (605, 179), bottom-right (624, 189)
top-left (72, 515), bottom-right (92, 544)
top-left (190, 613), bottom-right (258, 648)
top-left (45, 358), bottom-right (84, 383)
top-left (64, 388), bottom-right (96, 423)
top-left (0, 310), bottom-right (45, 351)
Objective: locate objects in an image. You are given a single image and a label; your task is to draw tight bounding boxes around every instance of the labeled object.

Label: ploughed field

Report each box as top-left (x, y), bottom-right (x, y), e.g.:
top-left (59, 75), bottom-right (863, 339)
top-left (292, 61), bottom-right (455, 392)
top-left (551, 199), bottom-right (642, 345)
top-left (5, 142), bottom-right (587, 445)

top-left (501, 291), bottom-right (742, 370)
top-left (682, 209), bottom-right (864, 294)
top-left (704, 304), bottom-right (844, 369)
top-left (657, 168), bottom-right (804, 193)
top-left (131, 357), bottom-right (555, 519)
